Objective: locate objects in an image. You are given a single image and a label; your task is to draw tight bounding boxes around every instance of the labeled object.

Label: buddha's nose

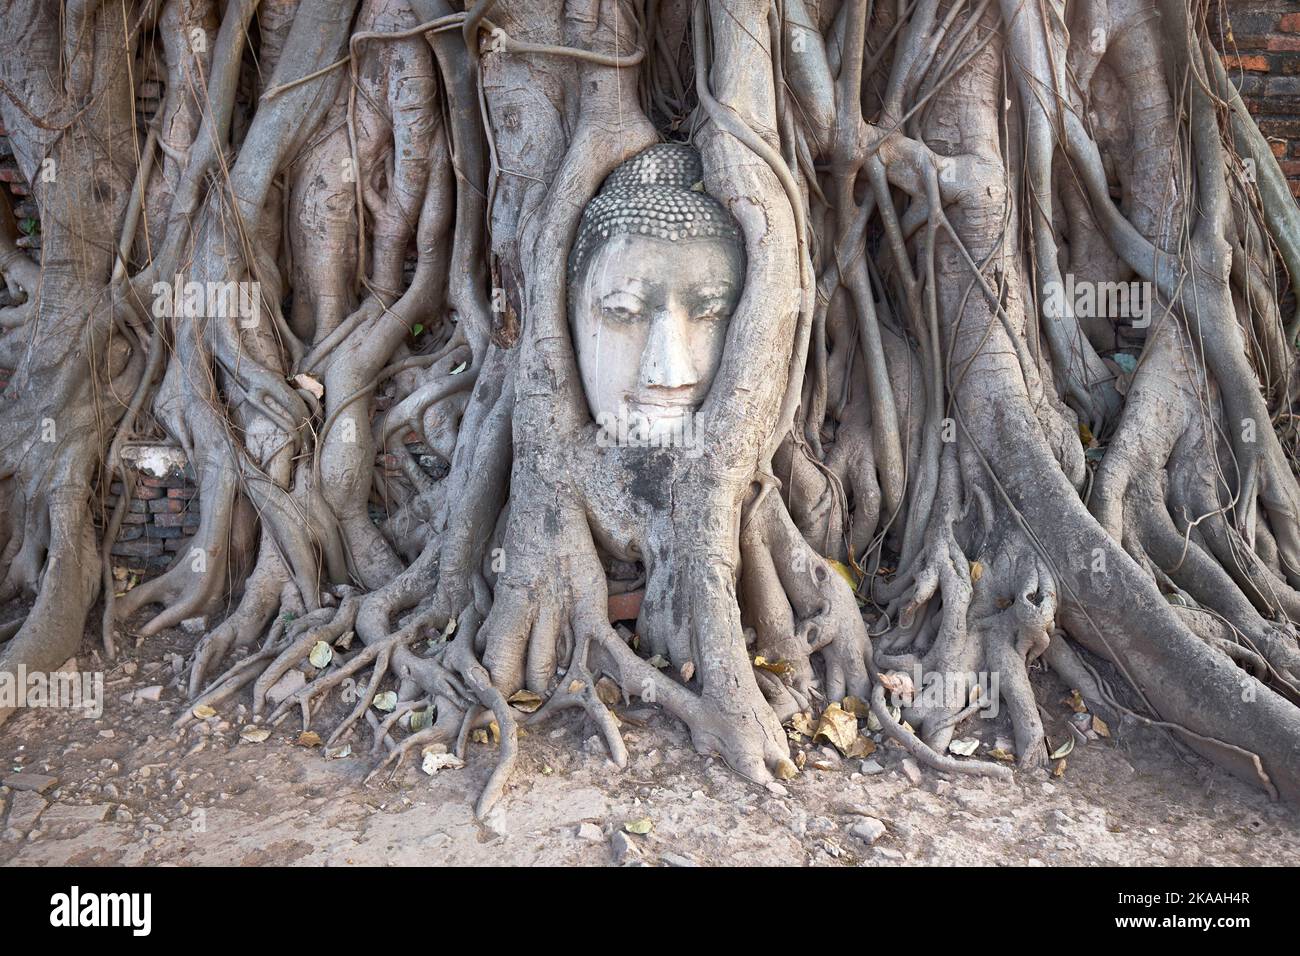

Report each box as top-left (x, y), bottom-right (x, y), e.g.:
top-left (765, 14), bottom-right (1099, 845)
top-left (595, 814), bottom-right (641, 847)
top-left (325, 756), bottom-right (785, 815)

top-left (640, 308), bottom-right (698, 390)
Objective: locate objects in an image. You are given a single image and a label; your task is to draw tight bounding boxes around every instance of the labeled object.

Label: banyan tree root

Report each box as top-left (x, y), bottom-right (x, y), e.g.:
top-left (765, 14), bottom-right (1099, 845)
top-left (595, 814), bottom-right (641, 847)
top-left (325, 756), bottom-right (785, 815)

top-left (2, 0), bottom-right (1300, 816)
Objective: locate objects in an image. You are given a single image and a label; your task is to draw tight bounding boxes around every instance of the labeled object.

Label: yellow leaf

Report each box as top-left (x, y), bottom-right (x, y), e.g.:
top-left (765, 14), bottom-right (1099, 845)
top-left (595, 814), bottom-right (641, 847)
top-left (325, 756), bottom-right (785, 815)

top-left (297, 731), bottom-right (322, 747)
top-left (507, 689), bottom-right (544, 713)
top-left (1053, 757), bottom-right (1068, 778)
top-left (471, 728), bottom-right (489, 745)
top-left (753, 656), bottom-right (791, 675)
top-left (774, 757), bottom-right (799, 780)
top-left (1079, 423), bottom-right (1096, 446)
top-left (813, 703), bottom-right (860, 755)
top-left (846, 735), bottom-right (877, 758)
top-left (624, 818), bottom-right (653, 835)
top-left (1092, 715), bottom-right (1111, 737)
top-left (787, 711), bottom-right (816, 736)
top-left (842, 696), bottom-right (870, 717)
top-left (192, 704), bottom-right (216, 719)
top-left (988, 748), bottom-right (1016, 762)
top-left (567, 679), bottom-right (586, 695)
top-left (826, 558), bottom-right (859, 589)
top-left (969, 560), bottom-right (984, 583)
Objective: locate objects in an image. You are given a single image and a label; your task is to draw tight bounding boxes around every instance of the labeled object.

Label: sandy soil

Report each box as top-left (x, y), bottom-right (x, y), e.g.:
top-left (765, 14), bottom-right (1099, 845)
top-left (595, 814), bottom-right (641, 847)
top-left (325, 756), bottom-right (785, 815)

top-left (3, 613), bottom-right (1298, 867)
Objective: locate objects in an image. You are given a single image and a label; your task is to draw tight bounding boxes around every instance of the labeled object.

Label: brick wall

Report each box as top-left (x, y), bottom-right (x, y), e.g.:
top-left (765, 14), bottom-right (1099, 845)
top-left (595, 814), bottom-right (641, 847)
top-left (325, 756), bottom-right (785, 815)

top-left (108, 467), bottom-right (202, 575)
top-left (1214, 1), bottom-right (1300, 199)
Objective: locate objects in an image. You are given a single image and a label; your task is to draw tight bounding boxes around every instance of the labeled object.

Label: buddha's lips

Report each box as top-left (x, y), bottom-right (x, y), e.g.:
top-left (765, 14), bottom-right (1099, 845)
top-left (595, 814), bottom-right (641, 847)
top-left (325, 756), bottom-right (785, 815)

top-left (627, 398), bottom-right (698, 414)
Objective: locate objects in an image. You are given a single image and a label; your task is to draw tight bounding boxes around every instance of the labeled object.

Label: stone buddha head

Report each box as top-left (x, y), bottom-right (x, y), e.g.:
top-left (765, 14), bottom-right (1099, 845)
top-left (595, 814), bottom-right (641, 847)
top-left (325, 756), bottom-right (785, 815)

top-left (568, 143), bottom-right (746, 446)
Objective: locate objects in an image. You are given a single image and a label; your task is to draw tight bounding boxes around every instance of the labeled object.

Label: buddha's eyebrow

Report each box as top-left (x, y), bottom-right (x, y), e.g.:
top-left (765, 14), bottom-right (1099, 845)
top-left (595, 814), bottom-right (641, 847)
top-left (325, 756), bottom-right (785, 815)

top-left (598, 287), bottom-right (647, 303)
top-left (690, 282), bottom-right (736, 299)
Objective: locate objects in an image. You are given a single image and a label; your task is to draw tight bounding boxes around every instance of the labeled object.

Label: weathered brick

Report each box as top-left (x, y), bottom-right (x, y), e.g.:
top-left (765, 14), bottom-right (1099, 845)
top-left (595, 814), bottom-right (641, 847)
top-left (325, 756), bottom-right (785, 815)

top-left (147, 497), bottom-right (185, 514)
top-left (1224, 53), bottom-right (1271, 72)
top-left (111, 540), bottom-right (163, 558)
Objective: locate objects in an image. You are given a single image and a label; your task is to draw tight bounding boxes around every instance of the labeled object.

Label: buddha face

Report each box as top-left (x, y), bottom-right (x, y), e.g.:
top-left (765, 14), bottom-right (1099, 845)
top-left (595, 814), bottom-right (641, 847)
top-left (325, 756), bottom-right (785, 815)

top-left (570, 231), bottom-right (745, 445)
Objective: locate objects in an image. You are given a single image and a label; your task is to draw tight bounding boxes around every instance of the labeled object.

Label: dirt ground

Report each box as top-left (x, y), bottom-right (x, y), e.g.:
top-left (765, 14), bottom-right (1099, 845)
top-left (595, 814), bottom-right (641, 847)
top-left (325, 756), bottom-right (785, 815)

top-left (2, 610), bottom-right (1298, 867)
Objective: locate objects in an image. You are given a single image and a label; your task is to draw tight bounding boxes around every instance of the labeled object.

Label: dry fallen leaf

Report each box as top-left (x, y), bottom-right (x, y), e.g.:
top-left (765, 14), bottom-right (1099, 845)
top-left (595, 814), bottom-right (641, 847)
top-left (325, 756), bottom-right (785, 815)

top-left (1050, 736), bottom-right (1075, 760)
top-left (293, 373), bottom-right (324, 399)
top-left (1053, 757), bottom-right (1068, 778)
top-left (842, 696), bottom-right (870, 718)
top-left (1092, 715), bottom-right (1111, 738)
top-left (372, 691), bottom-right (397, 712)
top-left (240, 726), bottom-right (271, 743)
top-left (969, 560), bottom-right (984, 583)
top-left (421, 751), bottom-right (464, 775)
top-left (846, 735), bottom-right (876, 758)
top-left (508, 689), bottom-right (544, 713)
top-left (595, 677), bottom-right (620, 706)
top-left (296, 731), bottom-right (322, 747)
top-left (624, 818), bottom-right (653, 835)
top-left (788, 711), bottom-right (816, 737)
top-left (308, 641), bottom-right (333, 669)
top-left (1067, 689), bottom-right (1087, 713)
top-left (949, 738), bottom-right (980, 757)
top-left (878, 671), bottom-right (915, 699)
top-left (567, 679), bottom-right (586, 695)
top-left (192, 704), bottom-right (216, 719)
top-left (988, 747), bottom-right (1016, 762)
top-left (753, 655), bottom-right (791, 675)
top-left (680, 661), bottom-right (695, 681)
top-left (813, 703), bottom-right (860, 755)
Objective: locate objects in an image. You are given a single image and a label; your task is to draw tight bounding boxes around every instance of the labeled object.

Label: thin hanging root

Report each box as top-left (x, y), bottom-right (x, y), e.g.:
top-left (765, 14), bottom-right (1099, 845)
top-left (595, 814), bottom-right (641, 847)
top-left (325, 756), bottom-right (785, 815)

top-left (870, 685), bottom-right (1012, 781)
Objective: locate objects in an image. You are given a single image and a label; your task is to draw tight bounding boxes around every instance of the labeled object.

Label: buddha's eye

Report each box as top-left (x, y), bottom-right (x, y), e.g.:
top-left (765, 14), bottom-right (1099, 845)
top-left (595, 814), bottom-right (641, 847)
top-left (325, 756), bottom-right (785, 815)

top-left (693, 298), bottom-right (731, 321)
top-left (601, 304), bottom-right (643, 323)
top-left (599, 293), bottom-right (645, 323)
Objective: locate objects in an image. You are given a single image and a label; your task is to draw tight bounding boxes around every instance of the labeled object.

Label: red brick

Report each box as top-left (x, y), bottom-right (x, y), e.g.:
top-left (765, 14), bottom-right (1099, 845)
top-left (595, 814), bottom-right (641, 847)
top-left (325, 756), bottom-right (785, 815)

top-left (1266, 35), bottom-right (1300, 53)
top-left (1280, 13), bottom-right (1300, 33)
top-left (1224, 54), bottom-right (1270, 72)
top-left (606, 589), bottom-right (644, 624)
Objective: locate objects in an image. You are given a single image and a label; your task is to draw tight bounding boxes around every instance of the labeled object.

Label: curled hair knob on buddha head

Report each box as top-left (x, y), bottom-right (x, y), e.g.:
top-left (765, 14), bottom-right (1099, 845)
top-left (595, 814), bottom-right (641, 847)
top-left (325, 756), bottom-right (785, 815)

top-left (567, 142), bottom-right (744, 288)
